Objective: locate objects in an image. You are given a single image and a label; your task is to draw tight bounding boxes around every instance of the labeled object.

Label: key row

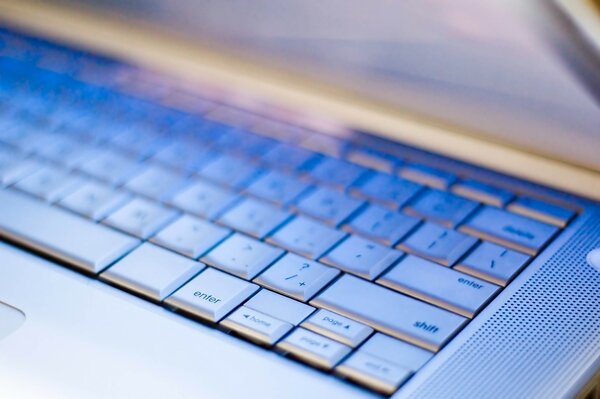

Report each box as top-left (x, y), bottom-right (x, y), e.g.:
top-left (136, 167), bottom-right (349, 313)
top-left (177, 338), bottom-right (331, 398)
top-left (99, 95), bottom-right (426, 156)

top-left (0, 110), bottom-right (575, 233)
top-left (1, 148), bottom-right (562, 263)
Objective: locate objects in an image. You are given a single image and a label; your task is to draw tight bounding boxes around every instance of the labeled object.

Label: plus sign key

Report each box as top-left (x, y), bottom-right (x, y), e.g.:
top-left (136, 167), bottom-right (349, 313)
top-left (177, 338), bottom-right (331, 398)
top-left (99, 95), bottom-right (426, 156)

top-left (254, 253), bottom-right (340, 301)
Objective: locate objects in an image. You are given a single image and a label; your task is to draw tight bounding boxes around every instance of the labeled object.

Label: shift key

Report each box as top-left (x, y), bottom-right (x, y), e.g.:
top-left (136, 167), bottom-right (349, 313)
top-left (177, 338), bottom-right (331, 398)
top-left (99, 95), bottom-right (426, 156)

top-left (459, 206), bottom-right (558, 256)
top-left (310, 274), bottom-right (467, 352)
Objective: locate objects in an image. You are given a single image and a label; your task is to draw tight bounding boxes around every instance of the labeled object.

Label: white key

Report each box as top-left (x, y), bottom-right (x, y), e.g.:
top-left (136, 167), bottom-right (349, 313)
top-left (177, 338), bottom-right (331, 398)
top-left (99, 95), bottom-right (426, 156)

top-left (378, 255), bottom-right (500, 318)
top-left (34, 135), bottom-right (95, 168)
top-left (244, 170), bottom-right (312, 205)
top-left (399, 222), bottom-right (478, 266)
top-left (168, 180), bottom-right (238, 220)
top-left (277, 328), bottom-right (351, 370)
top-left (202, 234), bottom-right (283, 279)
top-left (507, 196), bottom-right (574, 227)
top-left (0, 154), bottom-right (40, 186)
top-left (311, 274), bottom-right (467, 352)
top-left (266, 215), bottom-right (347, 260)
top-left (302, 309), bottom-right (373, 347)
top-left (336, 351), bottom-right (411, 395)
top-left (165, 268), bottom-right (259, 322)
top-left (79, 150), bottom-right (143, 186)
top-left (293, 187), bottom-right (365, 226)
top-left (216, 197), bottom-right (291, 239)
top-left (455, 241), bottom-right (530, 286)
top-left (320, 235), bottom-right (403, 280)
top-left (0, 189), bottom-right (139, 273)
top-left (14, 167), bottom-right (83, 202)
top-left (221, 306), bottom-right (292, 345)
top-left (150, 215), bottom-right (231, 258)
top-left (100, 243), bottom-right (204, 301)
top-left (360, 333), bottom-right (433, 372)
top-left (123, 165), bottom-right (189, 201)
top-left (244, 289), bottom-right (315, 325)
top-left (150, 141), bottom-right (215, 172)
top-left (343, 204), bottom-right (420, 246)
top-left (58, 181), bottom-right (131, 220)
top-left (103, 197), bottom-right (178, 239)
top-left (254, 253), bottom-right (340, 302)
top-left (198, 154), bottom-right (262, 189)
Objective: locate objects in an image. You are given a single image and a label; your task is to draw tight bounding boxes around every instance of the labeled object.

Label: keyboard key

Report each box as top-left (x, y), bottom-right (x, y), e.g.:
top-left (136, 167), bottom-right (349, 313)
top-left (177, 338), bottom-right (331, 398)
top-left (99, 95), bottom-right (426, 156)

top-left (101, 243), bottom-right (203, 301)
top-left (277, 328), bottom-right (351, 370)
top-left (299, 134), bottom-right (347, 157)
top-left (217, 197), bottom-right (292, 239)
top-left (360, 333), bottom-right (433, 372)
top-left (404, 189), bottom-right (479, 227)
top-left (251, 120), bottom-right (305, 144)
top-left (399, 222), bottom-right (477, 266)
top-left (507, 196), bottom-right (575, 227)
top-left (221, 306), bottom-right (292, 346)
top-left (34, 135), bottom-right (95, 168)
top-left (267, 216), bottom-right (347, 259)
top-left (165, 267), bottom-right (259, 322)
top-left (459, 206), bottom-right (558, 255)
top-left (311, 274), bottom-right (467, 352)
top-left (0, 124), bottom-right (46, 151)
top-left (244, 170), bottom-right (311, 205)
top-left (343, 204), bottom-right (420, 246)
top-left (301, 309), bottom-right (373, 347)
top-left (14, 167), bottom-right (83, 202)
top-left (59, 181), bottom-right (131, 220)
top-left (378, 255), bottom-right (500, 318)
top-left (103, 197), bottom-right (178, 239)
top-left (351, 172), bottom-right (422, 209)
top-left (261, 143), bottom-right (319, 172)
top-left (455, 241), bottom-right (530, 286)
top-left (320, 235), bottom-right (403, 280)
top-left (150, 140), bottom-right (216, 172)
top-left (123, 165), bottom-right (189, 201)
top-left (307, 156), bottom-right (369, 189)
top-left (79, 150), bottom-right (143, 185)
top-left (206, 107), bottom-right (261, 128)
top-left (0, 154), bottom-right (40, 186)
top-left (345, 147), bottom-right (397, 173)
top-left (0, 189), bottom-right (139, 273)
top-left (202, 233), bottom-right (283, 279)
top-left (109, 129), bottom-right (166, 158)
top-left (198, 154), bottom-right (263, 189)
top-left (336, 351), bottom-right (411, 395)
top-left (216, 130), bottom-right (277, 159)
top-left (255, 253), bottom-right (340, 301)
top-left (150, 214), bottom-right (231, 258)
top-left (168, 180), bottom-right (238, 220)
top-left (399, 163), bottom-right (456, 189)
top-left (293, 187), bottom-right (365, 226)
top-left (451, 179), bottom-right (514, 207)
top-left (244, 289), bottom-right (315, 325)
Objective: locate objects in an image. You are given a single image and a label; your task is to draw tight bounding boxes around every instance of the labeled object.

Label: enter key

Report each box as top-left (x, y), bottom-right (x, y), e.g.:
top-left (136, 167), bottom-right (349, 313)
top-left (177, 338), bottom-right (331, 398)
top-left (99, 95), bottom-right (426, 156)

top-left (378, 255), bottom-right (501, 318)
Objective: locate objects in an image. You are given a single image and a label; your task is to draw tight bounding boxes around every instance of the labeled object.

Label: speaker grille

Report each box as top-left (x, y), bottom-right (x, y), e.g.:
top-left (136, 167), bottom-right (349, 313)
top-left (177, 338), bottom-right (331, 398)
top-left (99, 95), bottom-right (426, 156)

top-left (405, 212), bottom-right (600, 399)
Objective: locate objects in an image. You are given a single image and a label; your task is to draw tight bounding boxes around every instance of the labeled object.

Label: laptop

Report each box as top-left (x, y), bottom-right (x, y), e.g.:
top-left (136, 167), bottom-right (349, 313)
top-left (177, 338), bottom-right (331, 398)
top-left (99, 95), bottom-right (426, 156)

top-left (0, 1), bottom-right (599, 398)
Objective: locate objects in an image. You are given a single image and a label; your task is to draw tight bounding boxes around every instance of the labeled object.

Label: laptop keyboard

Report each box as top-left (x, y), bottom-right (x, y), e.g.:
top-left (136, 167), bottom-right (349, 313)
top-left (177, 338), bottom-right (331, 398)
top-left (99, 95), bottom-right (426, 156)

top-left (0, 29), bottom-right (577, 396)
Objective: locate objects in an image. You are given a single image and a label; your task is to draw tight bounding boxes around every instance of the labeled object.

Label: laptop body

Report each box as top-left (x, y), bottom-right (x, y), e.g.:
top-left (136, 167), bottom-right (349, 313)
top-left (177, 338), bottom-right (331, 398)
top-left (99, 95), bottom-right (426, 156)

top-left (0, 1), bottom-right (599, 399)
